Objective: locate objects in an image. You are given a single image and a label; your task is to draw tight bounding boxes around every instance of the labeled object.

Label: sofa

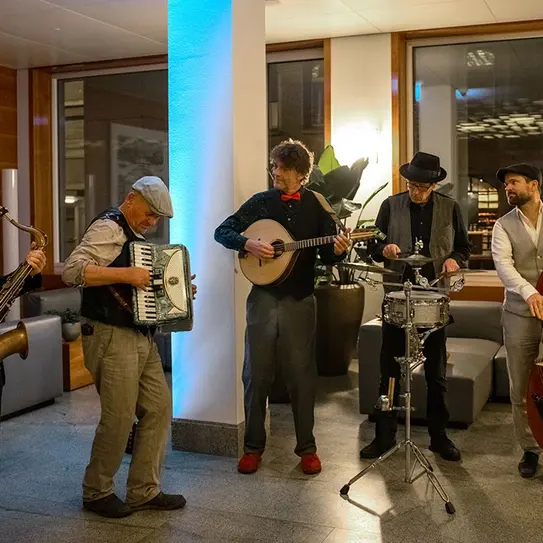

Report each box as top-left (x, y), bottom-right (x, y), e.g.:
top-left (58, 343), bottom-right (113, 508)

top-left (1, 314), bottom-right (63, 419)
top-left (358, 300), bottom-right (507, 427)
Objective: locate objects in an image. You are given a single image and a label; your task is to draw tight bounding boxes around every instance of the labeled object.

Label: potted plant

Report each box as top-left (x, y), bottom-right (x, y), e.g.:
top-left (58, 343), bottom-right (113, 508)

top-left (45, 309), bottom-right (81, 342)
top-left (310, 146), bottom-right (388, 377)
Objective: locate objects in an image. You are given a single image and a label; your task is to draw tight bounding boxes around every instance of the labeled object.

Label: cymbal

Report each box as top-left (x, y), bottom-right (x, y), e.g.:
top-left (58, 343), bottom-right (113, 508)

top-left (395, 253), bottom-right (437, 265)
top-left (338, 262), bottom-right (398, 275)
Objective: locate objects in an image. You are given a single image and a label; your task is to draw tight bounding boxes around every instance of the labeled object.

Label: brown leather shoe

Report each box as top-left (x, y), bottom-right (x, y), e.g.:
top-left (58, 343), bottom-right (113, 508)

top-left (518, 452), bottom-right (539, 478)
top-left (131, 492), bottom-right (186, 512)
top-left (83, 494), bottom-right (132, 518)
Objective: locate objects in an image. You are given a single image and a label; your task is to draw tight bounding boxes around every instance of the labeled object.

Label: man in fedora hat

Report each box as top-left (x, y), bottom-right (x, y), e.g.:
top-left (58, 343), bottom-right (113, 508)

top-left (360, 151), bottom-right (472, 462)
top-left (492, 163), bottom-right (543, 478)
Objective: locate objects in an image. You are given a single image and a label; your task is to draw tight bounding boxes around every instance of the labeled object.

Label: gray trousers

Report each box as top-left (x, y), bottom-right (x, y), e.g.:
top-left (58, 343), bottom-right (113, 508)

top-left (81, 320), bottom-right (172, 506)
top-left (502, 309), bottom-right (542, 454)
top-left (243, 287), bottom-right (318, 456)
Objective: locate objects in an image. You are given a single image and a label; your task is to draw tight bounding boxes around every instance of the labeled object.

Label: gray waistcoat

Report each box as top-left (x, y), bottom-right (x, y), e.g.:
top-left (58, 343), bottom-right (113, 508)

top-left (497, 208), bottom-right (543, 317)
top-left (384, 191), bottom-right (456, 293)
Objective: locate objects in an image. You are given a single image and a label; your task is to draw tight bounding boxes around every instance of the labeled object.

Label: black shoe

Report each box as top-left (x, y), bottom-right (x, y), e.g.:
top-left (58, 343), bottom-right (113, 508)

top-left (131, 492), bottom-right (187, 512)
top-left (83, 494), bottom-right (132, 518)
top-left (429, 436), bottom-right (461, 462)
top-left (360, 437), bottom-right (397, 459)
top-left (518, 452), bottom-right (539, 478)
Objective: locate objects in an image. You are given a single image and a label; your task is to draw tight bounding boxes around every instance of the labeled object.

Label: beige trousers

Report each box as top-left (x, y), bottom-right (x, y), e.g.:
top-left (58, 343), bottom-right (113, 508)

top-left (81, 320), bottom-right (171, 506)
top-left (502, 309), bottom-right (542, 454)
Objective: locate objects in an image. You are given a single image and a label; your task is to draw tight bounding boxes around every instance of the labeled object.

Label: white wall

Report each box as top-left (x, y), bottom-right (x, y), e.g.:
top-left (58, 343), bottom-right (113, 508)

top-left (330, 33), bottom-right (393, 323)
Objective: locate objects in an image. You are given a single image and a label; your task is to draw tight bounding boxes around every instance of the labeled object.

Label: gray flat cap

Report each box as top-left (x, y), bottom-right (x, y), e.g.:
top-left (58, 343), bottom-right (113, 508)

top-left (132, 176), bottom-right (173, 218)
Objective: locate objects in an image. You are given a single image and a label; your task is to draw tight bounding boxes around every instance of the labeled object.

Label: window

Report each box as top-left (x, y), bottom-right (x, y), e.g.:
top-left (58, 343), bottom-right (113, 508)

top-left (56, 69), bottom-right (168, 262)
top-left (412, 37), bottom-right (543, 270)
top-left (267, 57), bottom-right (325, 163)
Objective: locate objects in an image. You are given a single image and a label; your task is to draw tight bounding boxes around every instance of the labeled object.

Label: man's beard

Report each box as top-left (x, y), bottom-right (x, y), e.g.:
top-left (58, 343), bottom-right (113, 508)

top-left (507, 193), bottom-right (531, 206)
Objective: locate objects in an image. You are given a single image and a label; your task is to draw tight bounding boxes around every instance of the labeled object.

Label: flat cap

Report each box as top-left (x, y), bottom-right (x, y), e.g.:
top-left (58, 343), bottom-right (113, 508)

top-left (132, 176), bottom-right (173, 218)
top-left (496, 163), bottom-right (542, 185)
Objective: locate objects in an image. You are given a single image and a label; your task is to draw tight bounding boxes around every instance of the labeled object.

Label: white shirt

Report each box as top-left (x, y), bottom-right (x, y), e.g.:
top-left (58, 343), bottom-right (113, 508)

top-left (62, 217), bottom-right (143, 287)
top-left (491, 202), bottom-right (543, 302)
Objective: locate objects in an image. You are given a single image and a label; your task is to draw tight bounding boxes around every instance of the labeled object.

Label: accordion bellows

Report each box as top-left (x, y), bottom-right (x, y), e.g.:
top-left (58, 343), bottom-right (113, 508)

top-left (129, 241), bottom-right (194, 332)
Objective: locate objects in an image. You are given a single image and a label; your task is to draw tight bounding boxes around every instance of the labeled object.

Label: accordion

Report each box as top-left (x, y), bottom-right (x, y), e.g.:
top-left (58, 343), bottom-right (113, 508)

top-left (129, 241), bottom-right (194, 332)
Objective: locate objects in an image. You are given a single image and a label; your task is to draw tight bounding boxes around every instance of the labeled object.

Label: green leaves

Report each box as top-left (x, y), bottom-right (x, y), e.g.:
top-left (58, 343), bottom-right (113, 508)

top-left (317, 145), bottom-right (341, 175)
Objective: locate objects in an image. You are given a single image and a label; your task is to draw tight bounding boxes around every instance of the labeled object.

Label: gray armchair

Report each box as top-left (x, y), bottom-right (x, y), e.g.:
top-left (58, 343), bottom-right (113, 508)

top-left (1, 315), bottom-right (63, 418)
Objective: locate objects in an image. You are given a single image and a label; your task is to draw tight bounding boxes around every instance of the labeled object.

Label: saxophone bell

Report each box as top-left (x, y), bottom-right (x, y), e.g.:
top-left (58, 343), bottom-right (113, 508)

top-left (0, 321), bottom-right (28, 360)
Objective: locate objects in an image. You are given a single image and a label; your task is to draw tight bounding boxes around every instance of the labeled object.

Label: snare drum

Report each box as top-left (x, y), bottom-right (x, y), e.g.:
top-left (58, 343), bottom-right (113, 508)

top-left (383, 291), bottom-right (449, 329)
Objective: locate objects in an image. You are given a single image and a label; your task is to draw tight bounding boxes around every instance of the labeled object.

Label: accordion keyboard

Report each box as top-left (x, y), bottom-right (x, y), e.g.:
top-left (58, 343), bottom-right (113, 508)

top-left (131, 243), bottom-right (157, 322)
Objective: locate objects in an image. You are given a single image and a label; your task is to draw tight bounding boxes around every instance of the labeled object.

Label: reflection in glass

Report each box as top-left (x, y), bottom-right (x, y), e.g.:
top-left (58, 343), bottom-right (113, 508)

top-left (267, 58), bottom-right (325, 165)
top-left (413, 38), bottom-right (543, 270)
top-left (57, 70), bottom-right (168, 262)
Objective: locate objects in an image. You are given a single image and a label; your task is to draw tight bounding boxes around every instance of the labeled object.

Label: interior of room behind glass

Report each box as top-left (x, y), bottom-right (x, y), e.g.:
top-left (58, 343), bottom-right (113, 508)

top-left (414, 37), bottom-right (543, 270)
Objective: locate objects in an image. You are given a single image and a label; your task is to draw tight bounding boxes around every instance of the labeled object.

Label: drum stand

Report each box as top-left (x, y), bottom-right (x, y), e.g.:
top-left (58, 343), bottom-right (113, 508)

top-left (340, 279), bottom-right (455, 515)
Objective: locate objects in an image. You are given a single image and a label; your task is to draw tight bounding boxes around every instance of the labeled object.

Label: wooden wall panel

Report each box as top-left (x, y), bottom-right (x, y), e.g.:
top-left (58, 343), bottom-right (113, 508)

top-left (0, 66), bottom-right (17, 170)
top-left (0, 65), bottom-right (17, 274)
top-left (29, 68), bottom-right (54, 276)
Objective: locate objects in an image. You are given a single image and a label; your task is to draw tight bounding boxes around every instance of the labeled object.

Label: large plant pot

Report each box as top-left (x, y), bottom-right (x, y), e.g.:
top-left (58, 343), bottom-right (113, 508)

top-left (314, 283), bottom-right (365, 376)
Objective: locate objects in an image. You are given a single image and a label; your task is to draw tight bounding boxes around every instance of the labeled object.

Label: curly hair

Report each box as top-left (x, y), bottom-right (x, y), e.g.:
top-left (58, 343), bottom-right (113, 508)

top-left (270, 139), bottom-right (314, 184)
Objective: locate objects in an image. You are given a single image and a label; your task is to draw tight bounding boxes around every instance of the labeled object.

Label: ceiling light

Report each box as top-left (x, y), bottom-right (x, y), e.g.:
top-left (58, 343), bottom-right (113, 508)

top-left (466, 49), bottom-right (495, 67)
top-left (505, 135), bottom-right (521, 138)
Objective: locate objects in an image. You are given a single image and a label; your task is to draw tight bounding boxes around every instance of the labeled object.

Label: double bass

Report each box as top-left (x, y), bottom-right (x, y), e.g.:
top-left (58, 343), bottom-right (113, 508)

top-left (526, 274), bottom-right (543, 448)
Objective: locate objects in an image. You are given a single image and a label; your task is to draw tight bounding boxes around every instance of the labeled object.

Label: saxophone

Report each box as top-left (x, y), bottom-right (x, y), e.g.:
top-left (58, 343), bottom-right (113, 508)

top-left (0, 206), bottom-right (48, 360)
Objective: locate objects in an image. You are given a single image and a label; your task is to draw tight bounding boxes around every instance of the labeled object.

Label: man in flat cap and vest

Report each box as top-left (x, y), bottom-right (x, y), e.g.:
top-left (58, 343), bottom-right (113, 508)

top-left (360, 152), bottom-right (472, 462)
top-left (492, 163), bottom-right (543, 479)
top-left (63, 176), bottom-right (196, 518)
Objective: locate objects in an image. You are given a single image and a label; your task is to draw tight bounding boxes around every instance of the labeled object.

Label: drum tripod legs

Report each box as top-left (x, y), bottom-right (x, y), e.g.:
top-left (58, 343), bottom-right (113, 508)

top-left (340, 437), bottom-right (455, 515)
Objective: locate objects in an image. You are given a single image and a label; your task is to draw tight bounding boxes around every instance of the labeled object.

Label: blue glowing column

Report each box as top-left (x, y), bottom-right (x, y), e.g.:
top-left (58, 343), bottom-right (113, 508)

top-left (168, 0), bottom-right (266, 456)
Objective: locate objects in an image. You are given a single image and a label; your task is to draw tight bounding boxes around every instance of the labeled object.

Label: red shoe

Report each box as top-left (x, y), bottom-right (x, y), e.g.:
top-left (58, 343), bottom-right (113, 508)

top-left (238, 452), bottom-right (262, 474)
top-left (301, 453), bottom-right (322, 474)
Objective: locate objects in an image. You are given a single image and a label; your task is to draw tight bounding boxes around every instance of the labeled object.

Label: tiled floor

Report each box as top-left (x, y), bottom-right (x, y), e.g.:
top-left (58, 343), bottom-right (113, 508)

top-left (1, 364), bottom-right (542, 543)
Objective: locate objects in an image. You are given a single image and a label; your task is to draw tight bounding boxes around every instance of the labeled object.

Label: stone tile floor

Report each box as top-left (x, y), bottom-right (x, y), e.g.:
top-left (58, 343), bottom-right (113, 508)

top-left (0, 365), bottom-right (541, 542)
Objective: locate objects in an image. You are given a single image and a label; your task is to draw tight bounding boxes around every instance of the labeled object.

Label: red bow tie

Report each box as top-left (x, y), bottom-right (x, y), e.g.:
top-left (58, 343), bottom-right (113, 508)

top-left (281, 192), bottom-right (301, 201)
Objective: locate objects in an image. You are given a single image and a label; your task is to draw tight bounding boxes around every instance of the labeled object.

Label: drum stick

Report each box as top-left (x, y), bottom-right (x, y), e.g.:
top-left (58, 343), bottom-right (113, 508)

top-left (387, 377), bottom-right (395, 404)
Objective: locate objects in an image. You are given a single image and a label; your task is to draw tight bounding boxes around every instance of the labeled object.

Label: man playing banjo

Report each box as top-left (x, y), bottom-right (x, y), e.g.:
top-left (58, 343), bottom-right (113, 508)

top-left (214, 139), bottom-right (350, 475)
top-left (360, 151), bottom-right (472, 462)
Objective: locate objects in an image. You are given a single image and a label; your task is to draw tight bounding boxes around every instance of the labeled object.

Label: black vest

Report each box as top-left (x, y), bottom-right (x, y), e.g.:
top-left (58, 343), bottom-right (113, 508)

top-left (80, 208), bottom-right (144, 331)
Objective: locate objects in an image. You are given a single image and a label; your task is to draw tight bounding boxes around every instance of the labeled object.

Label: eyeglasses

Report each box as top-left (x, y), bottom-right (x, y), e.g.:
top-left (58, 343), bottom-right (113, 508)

top-left (407, 181), bottom-right (433, 192)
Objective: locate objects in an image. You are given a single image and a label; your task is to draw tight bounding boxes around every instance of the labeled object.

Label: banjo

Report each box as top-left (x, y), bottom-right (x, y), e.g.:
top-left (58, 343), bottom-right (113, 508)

top-left (238, 219), bottom-right (384, 286)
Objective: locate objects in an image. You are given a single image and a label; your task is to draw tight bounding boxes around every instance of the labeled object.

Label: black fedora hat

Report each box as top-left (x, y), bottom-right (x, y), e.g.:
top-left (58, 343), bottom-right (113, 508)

top-left (400, 151), bottom-right (447, 183)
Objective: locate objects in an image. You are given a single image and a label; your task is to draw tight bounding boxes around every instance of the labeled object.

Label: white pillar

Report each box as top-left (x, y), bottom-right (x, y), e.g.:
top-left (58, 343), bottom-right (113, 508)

top-left (1, 169), bottom-right (21, 321)
top-left (168, 0), bottom-right (267, 456)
